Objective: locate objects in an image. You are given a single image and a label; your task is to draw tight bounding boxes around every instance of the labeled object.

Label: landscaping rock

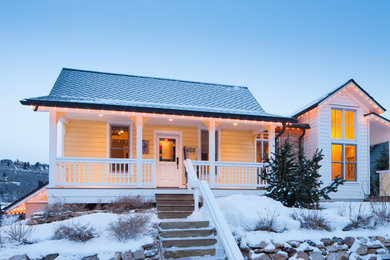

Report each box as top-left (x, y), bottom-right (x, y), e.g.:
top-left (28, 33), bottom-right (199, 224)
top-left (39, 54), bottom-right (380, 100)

top-left (249, 252), bottom-right (271, 260)
top-left (326, 245), bottom-right (339, 252)
top-left (133, 248), bottom-right (145, 260)
top-left (144, 248), bottom-right (158, 257)
top-left (357, 237), bottom-right (368, 243)
top-left (272, 241), bottom-right (285, 249)
top-left (296, 251), bottom-right (310, 260)
top-left (332, 237), bottom-right (344, 245)
top-left (356, 244), bottom-right (368, 256)
top-left (283, 247), bottom-right (297, 257)
top-left (310, 251), bottom-right (324, 260)
top-left (375, 236), bottom-right (385, 243)
top-left (343, 237), bottom-right (355, 247)
top-left (8, 255), bottom-right (30, 260)
top-left (272, 252), bottom-right (288, 260)
top-left (44, 254), bottom-right (59, 260)
top-left (321, 238), bottom-right (333, 246)
top-left (122, 251), bottom-right (133, 260)
top-left (287, 240), bottom-right (301, 248)
top-left (82, 255), bottom-right (99, 260)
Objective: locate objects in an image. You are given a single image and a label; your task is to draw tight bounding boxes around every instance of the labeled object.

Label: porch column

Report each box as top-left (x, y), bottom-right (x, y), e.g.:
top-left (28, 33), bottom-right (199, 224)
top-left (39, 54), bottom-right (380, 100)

top-left (48, 111), bottom-right (57, 188)
top-left (136, 115), bottom-right (143, 188)
top-left (269, 124), bottom-right (276, 157)
top-left (209, 119), bottom-right (216, 188)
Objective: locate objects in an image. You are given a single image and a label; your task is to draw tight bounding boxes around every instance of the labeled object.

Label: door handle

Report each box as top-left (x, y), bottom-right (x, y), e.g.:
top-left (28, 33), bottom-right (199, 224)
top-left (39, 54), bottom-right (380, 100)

top-left (176, 157), bottom-right (179, 169)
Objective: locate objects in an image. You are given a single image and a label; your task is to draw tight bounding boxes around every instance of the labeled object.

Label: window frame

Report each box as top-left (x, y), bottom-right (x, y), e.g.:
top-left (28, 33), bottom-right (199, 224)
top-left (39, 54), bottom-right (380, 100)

top-left (108, 124), bottom-right (132, 159)
top-left (331, 108), bottom-right (356, 141)
top-left (255, 132), bottom-right (269, 163)
top-left (331, 143), bottom-right (357, 182)
top-left (198, 128), bottom-right (220, 161)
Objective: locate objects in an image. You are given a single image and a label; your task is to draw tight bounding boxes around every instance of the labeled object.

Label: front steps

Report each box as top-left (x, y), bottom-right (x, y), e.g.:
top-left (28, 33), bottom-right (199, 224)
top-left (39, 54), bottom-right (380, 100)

top-left (156, 194), bottom-right (224, 259)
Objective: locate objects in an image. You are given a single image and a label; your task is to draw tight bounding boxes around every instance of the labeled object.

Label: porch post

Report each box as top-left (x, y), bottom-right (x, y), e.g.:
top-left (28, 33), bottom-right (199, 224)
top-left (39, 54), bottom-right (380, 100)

top-left (48, 111), bottom-right (57, 188)
top-left (269, 124), bottom-right (275, 157)
top-left (209, 119), bottom-right (216, 188)
top-left (136, 115), bottom-right (143, 188)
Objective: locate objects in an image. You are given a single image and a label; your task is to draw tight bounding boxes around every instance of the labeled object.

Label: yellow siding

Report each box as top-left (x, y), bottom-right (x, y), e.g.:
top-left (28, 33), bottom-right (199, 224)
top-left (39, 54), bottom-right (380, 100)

top-left (220, 129), bottom-right (255, 162)
top-left (64, 120), bottom-right (107, 158)
top-left (133, 124), bottom-right (199, 160)
top-left (381, 173), bottom-right (390, 196)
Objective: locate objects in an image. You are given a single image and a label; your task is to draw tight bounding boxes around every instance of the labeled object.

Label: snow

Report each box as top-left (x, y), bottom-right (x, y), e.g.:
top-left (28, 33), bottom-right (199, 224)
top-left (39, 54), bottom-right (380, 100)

top-left (0, 212), bottom-right (158, 259)
top-left (213, 194), bottom-right (390, 245)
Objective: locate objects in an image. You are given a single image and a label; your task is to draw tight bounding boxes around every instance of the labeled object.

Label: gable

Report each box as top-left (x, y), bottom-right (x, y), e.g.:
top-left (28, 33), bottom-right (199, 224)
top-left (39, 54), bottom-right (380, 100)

top-left (292, 79), bottom-right (385, 118)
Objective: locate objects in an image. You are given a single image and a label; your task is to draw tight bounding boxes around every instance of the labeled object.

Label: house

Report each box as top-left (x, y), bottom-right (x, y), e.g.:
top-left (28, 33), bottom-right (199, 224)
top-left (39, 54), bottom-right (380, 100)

top-left (3, 68), bottom-right (390, 216)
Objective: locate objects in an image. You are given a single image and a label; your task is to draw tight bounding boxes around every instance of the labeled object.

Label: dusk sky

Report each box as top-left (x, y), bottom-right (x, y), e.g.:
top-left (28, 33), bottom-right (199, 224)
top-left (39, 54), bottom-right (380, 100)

top-left (1, 0), bottom-right (389, 163)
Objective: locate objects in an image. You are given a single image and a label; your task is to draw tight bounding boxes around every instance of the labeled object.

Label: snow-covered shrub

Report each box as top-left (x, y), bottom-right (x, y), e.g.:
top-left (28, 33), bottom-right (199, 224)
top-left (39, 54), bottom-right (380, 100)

top-left (4, 221), bottom-right (33, 244)
top-left (108, 213), bottom-right (150, 241)
top-left (370, 200), bottom-right (390, 224)
top-left (105, 195), bottom-right (153, 213)
top-left (1, 214), bottom-right (19, 227)
top-left (54, 221), bottom-right (96, 242)
top-left (291, 209), bottom-right (331, 231)
top-left (248, 210), bottom-right (284, 233)
top-left (45, 202), bottom-right (88, 216)
top-left (342, 203), bottom-right (376, 231)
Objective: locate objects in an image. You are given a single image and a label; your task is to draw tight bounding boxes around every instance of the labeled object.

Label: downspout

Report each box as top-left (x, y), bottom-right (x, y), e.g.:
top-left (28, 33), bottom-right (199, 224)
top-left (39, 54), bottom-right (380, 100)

top-left (298, 128), bottom-right (307, 155)
top-left (275, 122), bottom-right (286, 148)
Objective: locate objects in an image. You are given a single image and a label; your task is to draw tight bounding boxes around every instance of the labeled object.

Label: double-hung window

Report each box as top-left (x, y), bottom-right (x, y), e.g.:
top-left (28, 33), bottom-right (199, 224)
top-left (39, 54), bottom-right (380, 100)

top-left (256, 131), bottom-right (269, 163)
top-left (331, 109), bottom-right (357, 181)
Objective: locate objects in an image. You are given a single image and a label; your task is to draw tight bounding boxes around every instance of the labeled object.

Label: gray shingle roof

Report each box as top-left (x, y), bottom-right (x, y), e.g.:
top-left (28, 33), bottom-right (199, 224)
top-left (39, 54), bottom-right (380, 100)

top-left (21, 68), bottom-right (296, 122)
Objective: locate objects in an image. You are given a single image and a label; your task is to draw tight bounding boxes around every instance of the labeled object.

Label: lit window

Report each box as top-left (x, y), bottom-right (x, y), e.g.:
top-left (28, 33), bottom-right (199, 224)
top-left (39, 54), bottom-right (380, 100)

top-left (256, 132), bottom-right (269, 163)
top-left (111, 126), bottom-right (129, 158)
top-left (331, 109), bottom-right (355, 140)
top-left (331, 144), bottom-right (356, 181)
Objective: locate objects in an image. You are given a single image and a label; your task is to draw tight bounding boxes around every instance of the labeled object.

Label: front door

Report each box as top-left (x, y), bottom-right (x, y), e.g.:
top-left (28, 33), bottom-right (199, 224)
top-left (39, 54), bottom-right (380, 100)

top-left (156, 133), bottom-right (181, 187)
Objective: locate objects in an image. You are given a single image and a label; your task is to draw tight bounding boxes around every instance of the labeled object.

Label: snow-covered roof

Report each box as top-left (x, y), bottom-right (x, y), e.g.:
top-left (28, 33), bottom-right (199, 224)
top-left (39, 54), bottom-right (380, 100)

top-left (20, 68), bottom-right (296, 123)
top-left (291, 79), bottom-right (386, 118)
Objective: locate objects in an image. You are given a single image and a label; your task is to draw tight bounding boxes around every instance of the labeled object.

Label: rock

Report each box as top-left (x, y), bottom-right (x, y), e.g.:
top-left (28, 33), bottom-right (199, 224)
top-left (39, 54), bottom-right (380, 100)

top-left (283, 247), bottom-right (296, 257)
top-left (8, 255), bottom-right (30, 260)
top-left (44, 254), bottom-right (59, 260)
top-left (376, 248), bottom-right (387, 254)
top-left (144, 248), bottom-right (158, 257)
top-left (82, 255), bottom-right (99, 260)
top-left (272, 253), bottom-right (288, 260)
top-left (249, 252), bottom-right (271, 260)
top-left (309, 251), bottom-right (324, 260)
top-left (287, 240), bottom-right (301, 248)
top-left (355, 244), bottom-right (368, 256)
top-left (348, 253), bottom-right (363, 260)
top-left (133, 248), bottom-right (145, 260)
top-left (375, 236), bottom-right (385, 243)
top-left (248, 240), bottom-right (268, 249)
top-left (272, 240), bottom-right (285, 249)
top-left (326, 252), bottom-right (348, 260)
top-left (321, 238), bottom-right (333, 246)
top-left (122, 251), bottom-right (133, 260)
top-left (343, 237), bottom-right (355, 247)
top-left (368, 257), bottom-right (377, 260)
top-left (357, 237), bottom-right (368, 243)
top-left (326, 245), bottom-right (338, 252)
top-left (332, 237), bottom-right (344, 245)
top-left (305, 240), bottom-right (316, 246)
top-left (296, 251), bottom-right (310, 260)
top-left (142, 243), bottom-right (155, 250)
top-left (110, 252), bottom-right (121, 260)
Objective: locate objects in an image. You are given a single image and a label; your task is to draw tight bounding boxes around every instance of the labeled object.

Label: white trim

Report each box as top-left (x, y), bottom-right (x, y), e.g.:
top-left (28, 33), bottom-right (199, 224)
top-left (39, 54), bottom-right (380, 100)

top-left (107, 122), bottom-right (132, 159)
top-left (198, 127), bottom-right (221, 161)
top-left (154, 130), bottom-right (183, 188)
top-left (4, 185), bottom-right (48, 214)
top-left (49, 111), bottom-right (57, 188)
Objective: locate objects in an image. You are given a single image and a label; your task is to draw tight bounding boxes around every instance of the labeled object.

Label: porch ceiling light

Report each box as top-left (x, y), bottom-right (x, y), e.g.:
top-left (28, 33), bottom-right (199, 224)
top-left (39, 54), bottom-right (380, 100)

top-left (169, 118), bottom-right (173, 121)
top-left (233, 122), bottom-right (238, 126)
top-left (99, 114), bottom-right (103, 117)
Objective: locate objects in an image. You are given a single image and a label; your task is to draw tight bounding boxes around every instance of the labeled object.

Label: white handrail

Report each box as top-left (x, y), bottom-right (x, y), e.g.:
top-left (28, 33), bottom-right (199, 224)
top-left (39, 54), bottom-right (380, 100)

top-left (184, 159), bottom-right (244, 260)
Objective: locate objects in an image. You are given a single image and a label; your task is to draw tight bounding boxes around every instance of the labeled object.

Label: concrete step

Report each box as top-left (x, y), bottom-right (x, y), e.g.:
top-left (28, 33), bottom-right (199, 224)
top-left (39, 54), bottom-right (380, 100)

top-left (160, 229), bottom-right (214, 238)
top-left (157, 205), bottom-right (194, 212)
top-left (156, 200), bottom-right (195, 206)
top-left (156, 194), bottom-right (194, 201)
top-left (158, 211), bottom-right (193, 219)
top-left (164, 248), bottom-right (216, 259)
top-left (159, 221), bottom-right (210, 230)
top-left (163, 238), bottom-right (217, 248)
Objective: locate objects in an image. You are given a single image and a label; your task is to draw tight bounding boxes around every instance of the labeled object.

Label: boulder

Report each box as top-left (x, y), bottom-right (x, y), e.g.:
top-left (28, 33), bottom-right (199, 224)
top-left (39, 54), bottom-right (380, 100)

top-left (122, 251), bottom-right (133, 260)
top-left (133, 248), bottom-right (145, 260)
top-left (296, 251), bottom-right (310, 260)
top-left (82, 255), bottom-right (99, 260)
top-left (272, 240), bottom-right (285, 249)
top-left (8, 255), bottom-right (30, 260)
top-left (355, 244), bottom-right (368, 256)
top-left (375, 236), bottom-right (385, 243)
top-left (287, 240), bottom-right (301, 248)
top-left (343, 237), bottom-right (355, 247)
top-left (326, 245), bottom-right (338, 252)
top-left (332, 237), bottom-right (344, 245)
top-left (321, 238), bottom-right (333, 246)
top-left (283, 247), bottom-right (296, 257)
top-left (309, 251), bottom-right (324, 260)
top-left (249, 252), bottom-right (271, 260)
top-left (326, 252), bottom-right (348, 260)
top-left (44, 254), bottom-right (59, 260)
top-left (272, 253), bottom-right (288, 260)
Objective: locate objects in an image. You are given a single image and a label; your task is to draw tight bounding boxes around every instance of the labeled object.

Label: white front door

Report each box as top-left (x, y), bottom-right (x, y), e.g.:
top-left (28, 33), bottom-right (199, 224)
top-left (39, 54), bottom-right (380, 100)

top-left (155, 133), bottom-right (181, 187)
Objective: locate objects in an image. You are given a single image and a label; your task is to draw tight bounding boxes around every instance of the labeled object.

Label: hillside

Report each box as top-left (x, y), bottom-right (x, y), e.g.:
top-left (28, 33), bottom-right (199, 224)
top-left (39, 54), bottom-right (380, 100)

top-left (0, 159), bottom-right (48, 206)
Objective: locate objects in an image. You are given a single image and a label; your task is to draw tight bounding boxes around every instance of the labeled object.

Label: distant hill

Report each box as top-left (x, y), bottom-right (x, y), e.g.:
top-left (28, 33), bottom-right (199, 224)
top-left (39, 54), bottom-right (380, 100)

top-left (0, 159), bottom-right (48, 205)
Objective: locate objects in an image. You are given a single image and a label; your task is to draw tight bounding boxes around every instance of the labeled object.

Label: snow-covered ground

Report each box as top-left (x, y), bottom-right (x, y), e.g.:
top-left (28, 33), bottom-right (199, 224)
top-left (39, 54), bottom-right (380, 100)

top-left (211, 194), bottom-right (390, 245)
top-left (0, 212), bottom-right (158, 259)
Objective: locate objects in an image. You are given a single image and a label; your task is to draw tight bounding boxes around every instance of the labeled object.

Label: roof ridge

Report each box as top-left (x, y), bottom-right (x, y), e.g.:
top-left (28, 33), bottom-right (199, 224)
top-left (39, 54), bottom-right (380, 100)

top-left (62, 68), bottom-right (248, 89)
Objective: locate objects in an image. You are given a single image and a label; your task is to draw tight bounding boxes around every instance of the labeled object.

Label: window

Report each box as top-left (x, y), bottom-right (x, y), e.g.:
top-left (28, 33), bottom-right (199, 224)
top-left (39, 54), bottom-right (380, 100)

top-left (159, 138), bottom-right (176, 162)
top-left (200, 130), bottom-right (218, 161)
top-left (256, 132), bottom-right (269, 163)
top-left (331, 144), bottom-right (356, 181)
top-left (111, 126), bottom-right (129, 158)
top-left (331, 109), bottom-right (355, 140)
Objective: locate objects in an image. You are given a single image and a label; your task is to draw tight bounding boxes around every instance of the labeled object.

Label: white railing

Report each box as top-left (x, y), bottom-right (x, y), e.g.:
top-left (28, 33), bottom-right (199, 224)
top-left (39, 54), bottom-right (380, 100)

top-left (192, 160), bottom-right (267, 187)
top-left (55, 157), bottom-right (154, 187)
top-left (184, 159), bottom-right (244, 260)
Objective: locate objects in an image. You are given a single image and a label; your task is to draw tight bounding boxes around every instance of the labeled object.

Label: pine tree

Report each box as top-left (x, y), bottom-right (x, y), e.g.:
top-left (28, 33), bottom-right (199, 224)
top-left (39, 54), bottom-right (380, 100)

top-left (261, 139), bottom-right (345, 208)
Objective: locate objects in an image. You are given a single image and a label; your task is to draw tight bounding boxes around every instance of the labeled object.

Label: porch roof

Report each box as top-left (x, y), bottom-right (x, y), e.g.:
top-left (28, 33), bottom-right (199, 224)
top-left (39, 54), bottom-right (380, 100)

top-left (20, 68), bottom-right (297, 123)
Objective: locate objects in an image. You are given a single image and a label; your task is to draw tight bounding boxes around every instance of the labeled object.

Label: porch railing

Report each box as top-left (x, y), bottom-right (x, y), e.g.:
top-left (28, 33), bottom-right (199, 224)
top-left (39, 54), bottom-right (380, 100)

top-left (55, 157), bottom-right (155, 187)
top-left (192, 160), bottom-right (267, 188)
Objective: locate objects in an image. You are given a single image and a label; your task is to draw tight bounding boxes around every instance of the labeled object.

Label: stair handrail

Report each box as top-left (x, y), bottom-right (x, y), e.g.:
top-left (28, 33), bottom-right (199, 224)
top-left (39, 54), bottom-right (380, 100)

top-left (184, 159), bottom-right (244, 260)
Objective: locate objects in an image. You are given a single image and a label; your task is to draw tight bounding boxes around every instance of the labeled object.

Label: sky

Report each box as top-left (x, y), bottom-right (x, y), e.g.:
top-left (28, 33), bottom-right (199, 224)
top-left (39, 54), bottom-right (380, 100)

top-left (0, 0), bottom-right (389, 163)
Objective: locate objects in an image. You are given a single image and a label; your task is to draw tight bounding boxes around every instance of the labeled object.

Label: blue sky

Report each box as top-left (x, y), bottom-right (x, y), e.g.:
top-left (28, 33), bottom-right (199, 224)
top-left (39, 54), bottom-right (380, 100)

top-left (0, 0), bottom-right (389, 163)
